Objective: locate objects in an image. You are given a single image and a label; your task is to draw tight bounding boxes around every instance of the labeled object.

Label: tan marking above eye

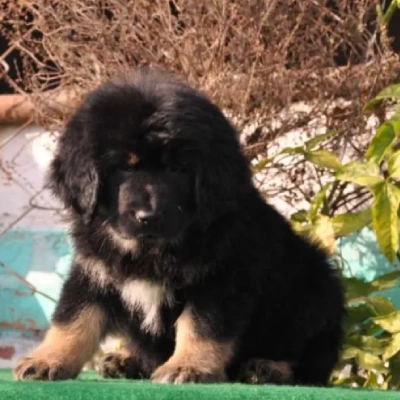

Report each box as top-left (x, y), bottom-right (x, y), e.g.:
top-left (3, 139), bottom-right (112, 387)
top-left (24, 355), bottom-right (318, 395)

top-left (127, 153), bottom-right (140, 165)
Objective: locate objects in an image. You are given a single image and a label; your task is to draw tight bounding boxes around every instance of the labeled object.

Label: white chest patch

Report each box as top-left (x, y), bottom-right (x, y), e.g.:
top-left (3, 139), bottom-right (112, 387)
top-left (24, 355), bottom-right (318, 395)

top-left (119, 280), bottom-right (174, 335)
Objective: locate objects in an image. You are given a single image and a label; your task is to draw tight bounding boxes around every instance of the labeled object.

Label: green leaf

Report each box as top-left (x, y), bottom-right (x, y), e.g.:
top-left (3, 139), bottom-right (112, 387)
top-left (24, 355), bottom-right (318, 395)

top-left (361, 336), bottom-right (391, 356)
top-left (341, 345), bottom-right (360, 360)
top-left (389, 351), bottom-right (400, 389)
top-left (372, 182), bottom-right (400, 263)
top-left (383, 0), bottom-right (400, 25)
top-left (304, 150), bottom-right (342, 170)
top-left (363, 371), bottom-right (380, 389)
top-left (304, 130), bottom-right (338, 151)
top-left (356, 351), bottom-right (388, 373)
top-left (366, 122), bottom-right (397, 165)
top-left (345, 277), bottom-right (376, 302)
top-left (337, 162), bottom-right (384, 187)
top-left (252, 146), bottom-right (304, 172)
top-left (366, 324), bottom-right (385, 338)
top-left (370, 270), bottom-right (400, 291)
top-left (291, 221), bottom-right (312, 236)
top-left (383, 332), bottom-right (400, 361)
top-left (347, 334), bottom-right (390, 356)
top-left (346, 303), bottom-right (375, 324)
top-left (393, 107), bottom-right (400, 120)
top-left (388, 150), bottom-right (400, 179)
top-left (308, 182), bottom-right (332, 220)
top-left (373, 311), bottom-right (400, 333)
top-left (290, 210), bottom-right (309, 223)
top-left (279, 146), bottom-right (305, 156)
top-left (364, 83), bottom-right (400, 112)
top-left (331, 209), bottom-right (372, 237)
top-left (310, 215), bottom-right (336, 254)
top-left (252, 156), bottom-right (275, 172)
top-left (344, 272), bottom-right (400, 304)
top-left (332, 375), bottom-right (365, 387)
top-left (367, 296), bottom-right (398, 316)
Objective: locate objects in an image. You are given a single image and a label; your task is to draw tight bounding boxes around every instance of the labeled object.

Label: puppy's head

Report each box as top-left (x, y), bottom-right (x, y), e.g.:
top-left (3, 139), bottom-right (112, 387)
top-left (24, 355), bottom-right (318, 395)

top-left (48, 69), bottom-right (252, 242)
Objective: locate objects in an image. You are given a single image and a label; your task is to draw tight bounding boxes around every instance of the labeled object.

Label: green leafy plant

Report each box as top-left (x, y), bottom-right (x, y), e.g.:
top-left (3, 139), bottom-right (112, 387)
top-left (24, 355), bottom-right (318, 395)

top-left (294, 85), bottom-right (400, 388)
top-left (285, 82), bottom-right (400, 264)
top-left (332, 271), bottom-right (400, 388)
top-left (254, 79), bottom-right (400, 387)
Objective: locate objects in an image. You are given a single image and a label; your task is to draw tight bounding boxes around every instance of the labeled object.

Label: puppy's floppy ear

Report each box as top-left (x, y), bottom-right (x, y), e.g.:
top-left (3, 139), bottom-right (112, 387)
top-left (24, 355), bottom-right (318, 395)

top-left (48, 116), bottom-right (99, 224)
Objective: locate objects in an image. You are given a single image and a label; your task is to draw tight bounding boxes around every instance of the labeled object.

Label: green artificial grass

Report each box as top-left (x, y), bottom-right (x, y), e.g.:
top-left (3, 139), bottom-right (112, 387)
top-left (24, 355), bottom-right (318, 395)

top-left (1, 369), bottom-right (400, 399)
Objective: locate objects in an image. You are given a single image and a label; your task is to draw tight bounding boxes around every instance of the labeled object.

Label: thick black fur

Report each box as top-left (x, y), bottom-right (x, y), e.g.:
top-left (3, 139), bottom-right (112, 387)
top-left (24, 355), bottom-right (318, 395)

top-left (43, 69), bottom-right (344, 385)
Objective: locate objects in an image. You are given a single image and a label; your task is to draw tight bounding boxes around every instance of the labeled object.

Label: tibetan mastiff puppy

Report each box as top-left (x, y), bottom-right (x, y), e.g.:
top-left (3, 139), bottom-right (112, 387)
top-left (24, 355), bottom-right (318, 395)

top-left (14, 68), bottom-right (345, 385)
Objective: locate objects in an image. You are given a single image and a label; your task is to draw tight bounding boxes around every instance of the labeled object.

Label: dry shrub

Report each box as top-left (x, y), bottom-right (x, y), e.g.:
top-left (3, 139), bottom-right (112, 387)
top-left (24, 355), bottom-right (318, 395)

top-left (0, 1), bottom-right (398, 121)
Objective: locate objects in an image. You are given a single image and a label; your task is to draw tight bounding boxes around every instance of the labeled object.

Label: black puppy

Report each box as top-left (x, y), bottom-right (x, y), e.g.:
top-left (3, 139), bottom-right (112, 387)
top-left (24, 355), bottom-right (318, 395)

top-left (14, 69), bottom-right (345, 385)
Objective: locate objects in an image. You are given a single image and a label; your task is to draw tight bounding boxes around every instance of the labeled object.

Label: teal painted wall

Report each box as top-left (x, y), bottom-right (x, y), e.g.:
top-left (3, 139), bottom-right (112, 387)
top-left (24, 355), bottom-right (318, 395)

top-left (338, 228), bottom-right (400, 308)
top-left (0, 229), bottom-right (72, 333)
top-left (1, 227), bottom-right (400, 335)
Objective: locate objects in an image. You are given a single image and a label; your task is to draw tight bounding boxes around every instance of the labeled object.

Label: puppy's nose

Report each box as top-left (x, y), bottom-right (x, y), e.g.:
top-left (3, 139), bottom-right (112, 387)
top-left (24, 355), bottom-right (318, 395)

top-left (135, 209), bottom-right (160, 224)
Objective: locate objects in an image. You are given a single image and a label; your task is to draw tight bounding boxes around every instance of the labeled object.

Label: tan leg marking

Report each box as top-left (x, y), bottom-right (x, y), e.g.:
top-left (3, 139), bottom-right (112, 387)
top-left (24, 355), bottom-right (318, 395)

top-left (152, 307), bottom-right (234, 384)
top-left (14, 305), bottom-right (106, 381)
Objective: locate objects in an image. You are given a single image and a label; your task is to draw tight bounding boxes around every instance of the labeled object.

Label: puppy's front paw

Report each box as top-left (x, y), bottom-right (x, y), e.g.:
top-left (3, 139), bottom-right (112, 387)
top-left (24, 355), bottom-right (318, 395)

top-left (99, 351), bottom-right (142, 379)
top-left (151, 363), bottom-right (226, 384)
top-left (238, 359), bottom-right (293, 385)
top-left (14, 356), bottom-right (76, 381)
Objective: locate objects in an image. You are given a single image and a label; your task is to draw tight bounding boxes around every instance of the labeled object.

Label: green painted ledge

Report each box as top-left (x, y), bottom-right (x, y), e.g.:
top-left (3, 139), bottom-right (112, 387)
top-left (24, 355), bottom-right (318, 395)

top-left (0, 370), bottom-right (399, 400)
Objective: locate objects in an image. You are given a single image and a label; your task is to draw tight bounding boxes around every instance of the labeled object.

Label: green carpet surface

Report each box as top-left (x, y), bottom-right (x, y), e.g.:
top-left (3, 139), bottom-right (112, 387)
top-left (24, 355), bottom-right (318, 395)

top-left (1, 369), bottom-right (400, 399)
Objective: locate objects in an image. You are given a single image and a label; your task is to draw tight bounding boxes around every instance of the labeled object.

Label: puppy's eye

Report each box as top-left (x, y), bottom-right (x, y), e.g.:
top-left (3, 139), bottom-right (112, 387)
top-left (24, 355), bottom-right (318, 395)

top-left (116, 153), bottom-right (141, 172)
top-left (127, 153), bottom-right (140, 166)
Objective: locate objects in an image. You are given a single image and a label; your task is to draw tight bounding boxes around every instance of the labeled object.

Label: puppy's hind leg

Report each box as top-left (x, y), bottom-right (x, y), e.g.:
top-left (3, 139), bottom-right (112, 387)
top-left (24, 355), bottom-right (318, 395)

top-left (292, 326), bottom-right (343, 386)
top-left (237, 359), bottom-right (294, 385)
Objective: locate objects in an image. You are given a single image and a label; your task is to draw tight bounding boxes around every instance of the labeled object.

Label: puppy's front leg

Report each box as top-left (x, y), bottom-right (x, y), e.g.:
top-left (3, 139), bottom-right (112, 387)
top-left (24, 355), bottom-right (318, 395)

top-left (14, 269), bottom-right (107, 381)
top-left (152, 306), bottom-right (234, 384)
